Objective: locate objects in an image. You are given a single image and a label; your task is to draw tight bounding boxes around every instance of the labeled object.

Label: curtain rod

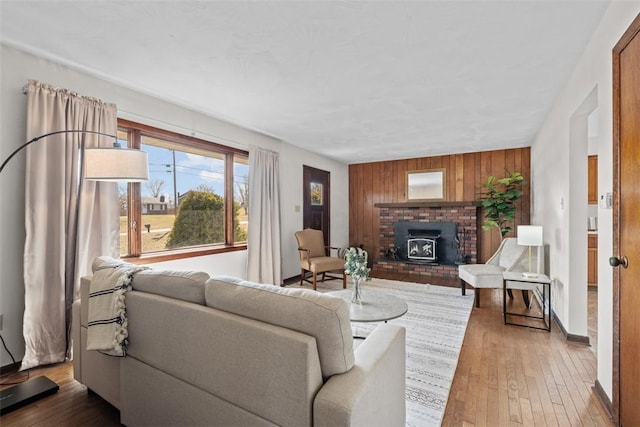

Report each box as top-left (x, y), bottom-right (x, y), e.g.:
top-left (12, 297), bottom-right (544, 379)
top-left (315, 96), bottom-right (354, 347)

top-left (118, 109), bottom-right (251, 151)
top-left (22, 83), bottom-right (257, 151)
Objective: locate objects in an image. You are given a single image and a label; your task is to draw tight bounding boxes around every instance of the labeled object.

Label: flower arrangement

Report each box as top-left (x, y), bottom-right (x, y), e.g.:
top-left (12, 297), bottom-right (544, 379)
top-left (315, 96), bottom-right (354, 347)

top-left (344, 247), bottom-right (370, 281)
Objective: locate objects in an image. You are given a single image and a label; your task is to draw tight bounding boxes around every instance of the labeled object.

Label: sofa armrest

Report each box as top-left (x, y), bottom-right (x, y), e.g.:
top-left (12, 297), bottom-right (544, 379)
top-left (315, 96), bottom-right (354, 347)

top-left (313, 323), bottom-right (406, 427)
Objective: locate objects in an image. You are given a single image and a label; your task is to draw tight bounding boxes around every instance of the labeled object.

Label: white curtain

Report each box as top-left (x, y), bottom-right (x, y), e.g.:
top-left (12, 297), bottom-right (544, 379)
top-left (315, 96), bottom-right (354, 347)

top-left (246, 146), bottom-right (282, 285)
top-left (21, 80), bottom-right (119, 370)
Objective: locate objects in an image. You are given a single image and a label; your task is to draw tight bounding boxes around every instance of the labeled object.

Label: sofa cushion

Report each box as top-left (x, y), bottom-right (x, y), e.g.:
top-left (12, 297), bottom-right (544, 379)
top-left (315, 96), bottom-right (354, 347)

top-left (205, 275), bottom-right (354, 379)
top-left (132, 270), bottom-right (209, 305)
top-left (92, 255), bottom-right (135, 272)
top-left (91, 256), bottom-right (208, 305)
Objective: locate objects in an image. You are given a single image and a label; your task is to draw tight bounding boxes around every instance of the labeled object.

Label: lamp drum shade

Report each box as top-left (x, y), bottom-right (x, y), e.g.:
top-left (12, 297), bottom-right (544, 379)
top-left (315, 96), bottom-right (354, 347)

top-left (83, 147), bottom-right (149, 182)
top-left (517, 225), bottom-right (543, 247)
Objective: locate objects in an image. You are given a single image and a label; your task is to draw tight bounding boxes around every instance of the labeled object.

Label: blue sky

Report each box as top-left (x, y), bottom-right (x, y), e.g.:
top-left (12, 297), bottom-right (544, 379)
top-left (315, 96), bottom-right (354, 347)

top-left (119, 142), bottom-right (248, 203)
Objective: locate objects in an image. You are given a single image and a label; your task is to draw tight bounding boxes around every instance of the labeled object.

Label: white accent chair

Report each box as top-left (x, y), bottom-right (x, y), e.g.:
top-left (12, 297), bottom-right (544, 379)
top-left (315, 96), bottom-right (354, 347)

top-left (458, 237), bottom-right (532, 308)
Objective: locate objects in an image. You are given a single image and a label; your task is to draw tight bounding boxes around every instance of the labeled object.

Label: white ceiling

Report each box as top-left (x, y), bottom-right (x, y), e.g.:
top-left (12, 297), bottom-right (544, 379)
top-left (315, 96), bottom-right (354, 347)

top-left (0, 1), bottom-right (609, 164)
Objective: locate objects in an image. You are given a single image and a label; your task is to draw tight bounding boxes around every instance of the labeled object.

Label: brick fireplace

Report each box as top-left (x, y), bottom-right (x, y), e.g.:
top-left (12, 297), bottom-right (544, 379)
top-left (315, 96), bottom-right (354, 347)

top-left (372, 201), bottom-right (479, 286)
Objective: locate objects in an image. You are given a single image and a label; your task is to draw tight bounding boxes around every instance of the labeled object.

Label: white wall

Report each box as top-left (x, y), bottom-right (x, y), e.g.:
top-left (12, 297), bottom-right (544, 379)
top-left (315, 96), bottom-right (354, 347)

top-left (531, 1), bottom-right (640, 402)
top-left (0, 44), bottom-right (348, 366)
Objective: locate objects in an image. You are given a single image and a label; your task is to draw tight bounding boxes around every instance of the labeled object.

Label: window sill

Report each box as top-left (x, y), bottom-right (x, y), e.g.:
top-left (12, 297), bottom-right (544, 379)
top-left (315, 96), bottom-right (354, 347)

top-left (122, 244), bottom-right (247, 265)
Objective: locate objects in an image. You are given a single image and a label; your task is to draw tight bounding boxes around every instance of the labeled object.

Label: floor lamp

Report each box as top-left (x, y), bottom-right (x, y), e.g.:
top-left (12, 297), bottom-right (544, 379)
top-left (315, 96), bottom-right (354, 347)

top-left (1, 130), bottom-right (148, 180)
top-left (0, 129), bottom-right (148, 415)
top-left (517, 225), bottom-right (543, 279)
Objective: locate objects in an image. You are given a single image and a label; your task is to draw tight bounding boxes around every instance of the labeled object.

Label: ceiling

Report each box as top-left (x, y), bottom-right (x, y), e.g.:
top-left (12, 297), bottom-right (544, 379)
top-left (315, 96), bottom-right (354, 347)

top-left (0, 1), bottom-right (609, 164)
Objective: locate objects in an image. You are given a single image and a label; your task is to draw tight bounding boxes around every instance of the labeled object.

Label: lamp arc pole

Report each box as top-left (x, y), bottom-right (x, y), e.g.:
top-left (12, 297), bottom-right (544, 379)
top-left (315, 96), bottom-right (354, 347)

top-left (1, 130), bottom-right (148, 182)
top-left (0, 130), bottom-right (118, 174)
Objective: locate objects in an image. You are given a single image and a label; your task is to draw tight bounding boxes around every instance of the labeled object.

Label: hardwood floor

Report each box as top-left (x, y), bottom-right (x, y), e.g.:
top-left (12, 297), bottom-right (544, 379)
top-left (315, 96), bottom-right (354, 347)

top-left (1, 286), bottom-right (611, 427)
top-left (442, 287), bottom-right (612, 426)
top-left (0, 363), bottom-right (120, 426)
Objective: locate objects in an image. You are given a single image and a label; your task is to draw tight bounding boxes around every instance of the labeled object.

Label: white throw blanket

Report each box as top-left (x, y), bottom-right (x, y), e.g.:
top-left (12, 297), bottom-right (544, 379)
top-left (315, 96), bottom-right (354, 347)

top-left (86, 264), bottom-right (148, 356)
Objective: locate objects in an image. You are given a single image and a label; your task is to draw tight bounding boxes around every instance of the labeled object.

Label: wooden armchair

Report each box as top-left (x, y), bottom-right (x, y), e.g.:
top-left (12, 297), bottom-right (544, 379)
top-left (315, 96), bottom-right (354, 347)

top-left (295, 229), bottom-right (346, 290)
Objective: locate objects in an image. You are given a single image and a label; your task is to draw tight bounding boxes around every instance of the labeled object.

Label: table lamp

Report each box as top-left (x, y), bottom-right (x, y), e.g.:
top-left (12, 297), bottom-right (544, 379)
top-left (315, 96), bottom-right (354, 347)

top-left (517, 225), bottom-right (543, 279)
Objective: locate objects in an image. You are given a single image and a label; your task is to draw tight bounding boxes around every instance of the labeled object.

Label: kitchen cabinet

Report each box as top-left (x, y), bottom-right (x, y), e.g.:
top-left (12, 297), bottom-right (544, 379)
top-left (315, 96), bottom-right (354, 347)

top-left (588, 233), bottom-right (598, 286)
top-left (588, 155), bottom-right (598, 204)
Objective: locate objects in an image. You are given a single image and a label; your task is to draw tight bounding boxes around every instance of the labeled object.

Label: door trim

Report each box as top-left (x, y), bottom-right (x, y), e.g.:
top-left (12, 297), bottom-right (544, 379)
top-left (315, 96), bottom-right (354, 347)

top-left (612, 13), bottom-right (640, 426)
top-left (302, 165), bottom-right (331, 247)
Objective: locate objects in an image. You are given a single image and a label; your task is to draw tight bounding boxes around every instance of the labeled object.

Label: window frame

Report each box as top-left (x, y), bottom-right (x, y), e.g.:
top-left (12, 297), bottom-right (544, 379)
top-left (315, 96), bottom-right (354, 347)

top-left (118, 118), bottom-right (248, 263)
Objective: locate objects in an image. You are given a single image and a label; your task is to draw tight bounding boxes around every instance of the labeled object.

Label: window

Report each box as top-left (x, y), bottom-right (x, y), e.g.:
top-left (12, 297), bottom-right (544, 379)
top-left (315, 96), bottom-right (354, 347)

top-left (118, 119), bottom-right (248, 260)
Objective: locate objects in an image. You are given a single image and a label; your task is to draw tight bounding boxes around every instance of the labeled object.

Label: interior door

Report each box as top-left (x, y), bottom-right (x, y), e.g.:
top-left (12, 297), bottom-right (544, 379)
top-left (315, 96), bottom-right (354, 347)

top-left (613, 14), bottom-right (640, 427)
top-left (303, 165), bottom-right (330, 248)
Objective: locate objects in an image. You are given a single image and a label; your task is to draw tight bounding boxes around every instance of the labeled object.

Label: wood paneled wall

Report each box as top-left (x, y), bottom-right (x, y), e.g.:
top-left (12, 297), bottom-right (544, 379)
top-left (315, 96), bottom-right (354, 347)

top-left (348, 147), bottom-right (531, 264)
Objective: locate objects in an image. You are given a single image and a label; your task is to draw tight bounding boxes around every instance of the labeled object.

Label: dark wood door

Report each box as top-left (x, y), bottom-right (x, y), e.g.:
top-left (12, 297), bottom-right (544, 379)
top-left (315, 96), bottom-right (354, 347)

top-left (613, 13), bottom-right (640, 426)
top-left (303, 165), bottom-right (330, 248)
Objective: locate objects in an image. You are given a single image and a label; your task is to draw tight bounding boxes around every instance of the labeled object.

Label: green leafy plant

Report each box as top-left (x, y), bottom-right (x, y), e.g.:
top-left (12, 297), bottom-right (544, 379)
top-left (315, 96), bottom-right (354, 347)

top-left (166, 190), bottom-right (247, 247)
top-left (344, 248), bottom-right (370, 281)
top-left (478, 170), bottom-right (527, 239)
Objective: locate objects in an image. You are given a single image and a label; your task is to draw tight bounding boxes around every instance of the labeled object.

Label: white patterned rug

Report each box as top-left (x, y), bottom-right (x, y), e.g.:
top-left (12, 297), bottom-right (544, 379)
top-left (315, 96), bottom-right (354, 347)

top-left (319, 278), bottom-right (474, 426)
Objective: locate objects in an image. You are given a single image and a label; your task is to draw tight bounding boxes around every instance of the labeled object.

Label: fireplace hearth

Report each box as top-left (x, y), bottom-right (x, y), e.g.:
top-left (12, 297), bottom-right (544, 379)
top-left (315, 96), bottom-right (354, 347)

top-left (393, 221), bottom-right (458, 265)
top-left (374, 201), bottom-right (479, 286)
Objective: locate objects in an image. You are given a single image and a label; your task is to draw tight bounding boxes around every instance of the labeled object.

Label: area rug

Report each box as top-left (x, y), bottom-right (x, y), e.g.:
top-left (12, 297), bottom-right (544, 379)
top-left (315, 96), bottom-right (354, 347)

top-left (320, 278), bottom-right (474, 426)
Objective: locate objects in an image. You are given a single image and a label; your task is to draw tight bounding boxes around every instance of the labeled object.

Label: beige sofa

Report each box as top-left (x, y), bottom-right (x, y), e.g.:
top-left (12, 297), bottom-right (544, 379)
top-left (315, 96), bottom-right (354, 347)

top-left (72, 257), bottom-right (406, 426)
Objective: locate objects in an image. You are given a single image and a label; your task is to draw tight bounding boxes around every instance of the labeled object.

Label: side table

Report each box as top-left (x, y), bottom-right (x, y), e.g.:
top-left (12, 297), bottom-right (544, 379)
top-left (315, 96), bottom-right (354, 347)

top-left (502, 272), bottom-right (552, 331)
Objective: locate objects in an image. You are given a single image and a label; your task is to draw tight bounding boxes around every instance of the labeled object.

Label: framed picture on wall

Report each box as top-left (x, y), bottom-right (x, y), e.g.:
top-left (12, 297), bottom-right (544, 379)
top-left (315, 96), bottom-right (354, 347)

top-left (406, 169), bottom-right (446, 200)
top-left (310, 182), bottom-right (323, 205)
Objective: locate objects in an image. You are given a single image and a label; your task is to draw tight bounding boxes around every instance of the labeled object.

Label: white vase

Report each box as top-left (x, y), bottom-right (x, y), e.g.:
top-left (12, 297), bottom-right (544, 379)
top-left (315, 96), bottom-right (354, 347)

top-left (351, 277), bottom-right (362, 304)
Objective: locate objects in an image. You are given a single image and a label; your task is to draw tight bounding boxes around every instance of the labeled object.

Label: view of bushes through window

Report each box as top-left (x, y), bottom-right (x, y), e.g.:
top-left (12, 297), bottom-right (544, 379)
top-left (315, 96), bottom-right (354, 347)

top-left (118, 129), bottom-right (248, 256)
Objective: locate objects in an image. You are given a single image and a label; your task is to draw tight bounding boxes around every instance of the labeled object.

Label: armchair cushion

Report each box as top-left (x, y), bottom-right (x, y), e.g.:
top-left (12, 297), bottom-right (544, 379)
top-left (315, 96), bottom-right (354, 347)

top-left (458, 263), bottom-right (505, 289)
top-left (296, 228), bottom-right (329, 258)
top-left (306, 256), bottom-right (346, 273)
top-left (497, 238), bottom-right (528, 270)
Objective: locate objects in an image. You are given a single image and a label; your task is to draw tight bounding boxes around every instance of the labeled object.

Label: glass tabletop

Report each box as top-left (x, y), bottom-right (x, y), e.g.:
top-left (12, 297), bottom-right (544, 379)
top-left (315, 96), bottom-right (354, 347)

top-left (329, 289), bottom-right (408, 322)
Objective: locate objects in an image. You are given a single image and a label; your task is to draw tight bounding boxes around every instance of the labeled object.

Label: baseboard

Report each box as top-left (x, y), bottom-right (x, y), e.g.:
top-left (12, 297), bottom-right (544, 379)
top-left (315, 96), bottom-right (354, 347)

top-left (552, 310), bottom-right (590, 345)
top-left (285, 272), bottom-right (461, 289)
top-left (593, 379), bottom-right (614, 421)
top-left (282, 275), bottom-right (301, 286)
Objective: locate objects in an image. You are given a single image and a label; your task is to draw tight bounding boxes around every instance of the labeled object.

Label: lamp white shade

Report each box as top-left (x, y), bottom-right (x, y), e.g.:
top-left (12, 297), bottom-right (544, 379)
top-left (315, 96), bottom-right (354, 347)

top-left (83, 147), bottom-right (149, 182)
top-left (517, 225), bottom-right (543, 246)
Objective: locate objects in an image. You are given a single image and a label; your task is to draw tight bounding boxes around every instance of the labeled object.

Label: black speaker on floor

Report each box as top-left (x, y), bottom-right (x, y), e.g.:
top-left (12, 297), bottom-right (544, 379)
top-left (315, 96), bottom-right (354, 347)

top-left (0, 375), bottom-right (59, 415)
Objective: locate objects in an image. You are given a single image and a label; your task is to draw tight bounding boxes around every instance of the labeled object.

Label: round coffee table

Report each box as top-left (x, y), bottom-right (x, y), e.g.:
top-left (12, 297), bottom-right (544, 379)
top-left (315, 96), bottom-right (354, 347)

top-left (329, 289), bottom-right (408, 323)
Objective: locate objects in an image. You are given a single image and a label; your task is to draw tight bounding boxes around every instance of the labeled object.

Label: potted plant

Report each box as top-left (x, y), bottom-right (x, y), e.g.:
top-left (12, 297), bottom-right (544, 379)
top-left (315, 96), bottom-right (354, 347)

top-left (478, 170), bottom-right (527, 239)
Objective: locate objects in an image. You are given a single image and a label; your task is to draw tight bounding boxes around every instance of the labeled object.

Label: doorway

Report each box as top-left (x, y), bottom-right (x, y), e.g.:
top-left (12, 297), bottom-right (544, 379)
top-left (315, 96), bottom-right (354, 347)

top-left (303, 165), bottom-right (331, 248)
top-left (587, 109), bottom-right (599, 353)
top-left (612, 13), bottom-right (640, 426)
top-left (568, 87), bottom-right (597, 343)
